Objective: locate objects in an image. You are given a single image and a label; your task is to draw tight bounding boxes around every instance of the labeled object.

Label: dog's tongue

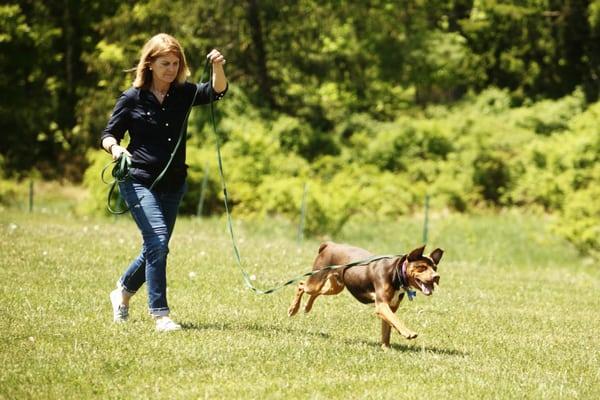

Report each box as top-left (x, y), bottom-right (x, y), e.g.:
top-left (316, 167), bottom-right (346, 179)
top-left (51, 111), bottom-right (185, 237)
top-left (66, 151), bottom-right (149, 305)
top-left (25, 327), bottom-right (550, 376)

top-left (418, 281), bottom-right (432, 295)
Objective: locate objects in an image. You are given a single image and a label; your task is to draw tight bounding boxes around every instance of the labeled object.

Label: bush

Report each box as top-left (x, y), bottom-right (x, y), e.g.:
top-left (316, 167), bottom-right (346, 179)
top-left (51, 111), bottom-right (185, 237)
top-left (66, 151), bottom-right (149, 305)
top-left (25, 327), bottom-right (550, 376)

top-left (79, 149), bottom-right (116, 216)
top-left (510, 90), bottom-right (585, 135)
top-left (555, 182), bottom-right (600, 258)
top-left (0, 156), bottom-right (19, 206)
top-left (507, 136), bottom-right (574, 210)
top-left (472, 150), bottom-right (512, 204)
top-left (0, 179), bottom-right (21, 207)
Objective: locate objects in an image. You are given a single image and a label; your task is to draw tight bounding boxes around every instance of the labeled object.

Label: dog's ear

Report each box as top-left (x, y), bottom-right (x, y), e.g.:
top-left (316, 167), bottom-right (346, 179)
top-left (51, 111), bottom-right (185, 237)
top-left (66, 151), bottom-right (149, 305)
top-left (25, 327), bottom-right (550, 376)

top-left (407, 245), bottom-right (426, 261)
top-left (430, 248), bottom-right (444, 265)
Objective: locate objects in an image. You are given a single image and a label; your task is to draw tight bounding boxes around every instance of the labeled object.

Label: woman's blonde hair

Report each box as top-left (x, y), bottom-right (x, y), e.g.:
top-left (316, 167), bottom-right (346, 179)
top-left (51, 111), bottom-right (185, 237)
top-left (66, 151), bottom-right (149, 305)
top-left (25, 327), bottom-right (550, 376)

top-left (132, 33), bottom-right (190, 88)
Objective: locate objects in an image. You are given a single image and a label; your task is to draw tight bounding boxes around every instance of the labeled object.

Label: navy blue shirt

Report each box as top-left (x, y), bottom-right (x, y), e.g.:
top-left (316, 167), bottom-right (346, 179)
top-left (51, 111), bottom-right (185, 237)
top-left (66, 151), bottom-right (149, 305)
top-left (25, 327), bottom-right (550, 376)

top-left (101, 81), bottom-right (227, 192)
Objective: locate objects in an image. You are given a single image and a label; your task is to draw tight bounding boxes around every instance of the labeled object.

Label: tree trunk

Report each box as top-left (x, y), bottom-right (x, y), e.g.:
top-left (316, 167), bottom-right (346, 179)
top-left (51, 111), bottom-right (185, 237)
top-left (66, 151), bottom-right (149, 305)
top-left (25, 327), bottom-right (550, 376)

top-left (246, 0), bottom-right (277, 108)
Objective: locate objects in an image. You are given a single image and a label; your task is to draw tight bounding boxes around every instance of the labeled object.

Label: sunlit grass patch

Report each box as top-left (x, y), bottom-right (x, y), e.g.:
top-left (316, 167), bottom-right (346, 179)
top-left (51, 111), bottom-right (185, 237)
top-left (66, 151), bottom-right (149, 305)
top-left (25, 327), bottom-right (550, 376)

top-left (1, 209), bottom-right (598, 399)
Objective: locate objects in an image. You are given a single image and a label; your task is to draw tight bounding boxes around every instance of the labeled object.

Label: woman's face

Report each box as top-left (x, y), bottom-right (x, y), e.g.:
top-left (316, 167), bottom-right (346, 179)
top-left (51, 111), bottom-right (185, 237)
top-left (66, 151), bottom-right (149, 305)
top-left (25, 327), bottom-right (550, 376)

top-left (150, 53), bottom-right (180, 86)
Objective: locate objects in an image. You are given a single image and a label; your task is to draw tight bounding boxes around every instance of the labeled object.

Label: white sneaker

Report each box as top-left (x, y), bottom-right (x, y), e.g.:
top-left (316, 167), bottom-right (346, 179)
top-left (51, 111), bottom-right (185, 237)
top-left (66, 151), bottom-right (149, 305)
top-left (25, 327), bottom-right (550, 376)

top-left (110, 289), bottom-right (129, 323)
top-left (155, 316), bottom-right (181, 332)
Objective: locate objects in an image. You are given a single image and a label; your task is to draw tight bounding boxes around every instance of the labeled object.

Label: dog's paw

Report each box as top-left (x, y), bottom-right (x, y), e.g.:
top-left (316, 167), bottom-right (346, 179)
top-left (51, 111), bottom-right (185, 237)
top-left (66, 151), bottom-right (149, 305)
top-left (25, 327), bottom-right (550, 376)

top-left (287, 305), bottom-right (299, 317)
top-left (404, 331), bottom-right (418, 340)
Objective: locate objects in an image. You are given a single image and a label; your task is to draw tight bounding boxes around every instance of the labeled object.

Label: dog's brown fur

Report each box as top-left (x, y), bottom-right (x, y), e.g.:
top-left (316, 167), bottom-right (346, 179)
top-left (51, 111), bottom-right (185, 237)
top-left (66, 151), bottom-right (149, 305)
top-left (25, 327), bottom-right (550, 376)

top-left (288, 242), bottom-right (443, 348)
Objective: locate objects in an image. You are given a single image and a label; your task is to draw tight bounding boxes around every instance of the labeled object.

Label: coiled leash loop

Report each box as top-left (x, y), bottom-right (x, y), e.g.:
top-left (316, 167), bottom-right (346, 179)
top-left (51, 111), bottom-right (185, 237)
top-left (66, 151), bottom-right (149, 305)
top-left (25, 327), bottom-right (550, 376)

top-left (101, 153), bottom-right (132, 214)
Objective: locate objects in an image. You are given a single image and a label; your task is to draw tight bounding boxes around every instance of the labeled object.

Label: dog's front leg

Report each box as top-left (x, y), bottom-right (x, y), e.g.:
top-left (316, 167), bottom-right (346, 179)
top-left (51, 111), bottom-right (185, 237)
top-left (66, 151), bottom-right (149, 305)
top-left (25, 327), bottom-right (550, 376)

top-left (381, 321), bottom-right (392, 348)
top-left (375, 302), bottom-right (418, 340)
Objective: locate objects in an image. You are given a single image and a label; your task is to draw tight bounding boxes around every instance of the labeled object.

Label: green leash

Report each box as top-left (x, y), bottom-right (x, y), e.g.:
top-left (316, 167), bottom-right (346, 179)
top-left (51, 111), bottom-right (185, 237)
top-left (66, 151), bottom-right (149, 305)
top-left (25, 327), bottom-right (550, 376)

top-left (101, 152), bottom-right (131, 214)
top-left (204, 63), bottom-right (404, 294)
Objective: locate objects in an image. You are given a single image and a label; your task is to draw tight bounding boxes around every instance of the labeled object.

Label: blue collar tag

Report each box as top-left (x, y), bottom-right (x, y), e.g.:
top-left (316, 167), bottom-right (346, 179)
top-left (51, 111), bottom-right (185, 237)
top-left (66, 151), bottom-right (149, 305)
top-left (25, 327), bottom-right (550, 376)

top-left (407, 290), bottom-right (417, 301)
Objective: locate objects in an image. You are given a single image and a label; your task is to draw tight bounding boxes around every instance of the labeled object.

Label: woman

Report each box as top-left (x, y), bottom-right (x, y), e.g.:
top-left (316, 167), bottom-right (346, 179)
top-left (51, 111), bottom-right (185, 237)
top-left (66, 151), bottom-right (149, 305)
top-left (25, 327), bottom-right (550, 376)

top-left (101, 33), bottom-right (227, 332)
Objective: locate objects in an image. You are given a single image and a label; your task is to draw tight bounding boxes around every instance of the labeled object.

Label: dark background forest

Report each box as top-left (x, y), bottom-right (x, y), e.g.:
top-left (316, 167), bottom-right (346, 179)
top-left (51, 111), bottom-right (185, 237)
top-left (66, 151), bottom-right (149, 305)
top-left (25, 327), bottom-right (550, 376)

top-left (1, 1), bottom-right (599, 256)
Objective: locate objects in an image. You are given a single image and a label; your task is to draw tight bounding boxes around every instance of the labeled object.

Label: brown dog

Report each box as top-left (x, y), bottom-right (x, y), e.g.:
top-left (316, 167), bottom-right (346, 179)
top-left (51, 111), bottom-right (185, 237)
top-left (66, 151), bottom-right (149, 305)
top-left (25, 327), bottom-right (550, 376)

top-left (288, 242), bottom-right (443, 347)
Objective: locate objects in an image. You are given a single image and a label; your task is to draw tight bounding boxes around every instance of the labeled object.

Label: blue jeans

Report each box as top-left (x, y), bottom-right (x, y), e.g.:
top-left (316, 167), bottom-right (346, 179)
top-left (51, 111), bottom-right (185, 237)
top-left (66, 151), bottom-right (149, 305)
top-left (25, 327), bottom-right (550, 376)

top-left (117, 179), bottom-right (187, 317)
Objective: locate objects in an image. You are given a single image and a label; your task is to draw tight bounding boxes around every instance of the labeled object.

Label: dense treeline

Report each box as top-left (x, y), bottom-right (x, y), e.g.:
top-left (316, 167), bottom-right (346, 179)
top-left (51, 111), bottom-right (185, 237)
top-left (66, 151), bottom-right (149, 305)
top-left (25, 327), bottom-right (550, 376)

top-left (1, 1), bottom-right (599, 257)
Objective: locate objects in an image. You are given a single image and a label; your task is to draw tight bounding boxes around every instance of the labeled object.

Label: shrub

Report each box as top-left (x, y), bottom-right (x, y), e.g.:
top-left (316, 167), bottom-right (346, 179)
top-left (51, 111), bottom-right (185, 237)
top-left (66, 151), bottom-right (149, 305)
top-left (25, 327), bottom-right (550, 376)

top-left (472, 150), bottom-right (512, 204)
top-left (0, 156), bottom-right (20, 206)
top-left (510, 89), bottom-right (585, 135)
top-left (79, 149), bottom-right (116, 216)
top-left (507, 136), bottom-right (574, 210)
top-left (555, 182), bottom-right (600, 258)
top-left (0, 179), bottom-right (21, 207)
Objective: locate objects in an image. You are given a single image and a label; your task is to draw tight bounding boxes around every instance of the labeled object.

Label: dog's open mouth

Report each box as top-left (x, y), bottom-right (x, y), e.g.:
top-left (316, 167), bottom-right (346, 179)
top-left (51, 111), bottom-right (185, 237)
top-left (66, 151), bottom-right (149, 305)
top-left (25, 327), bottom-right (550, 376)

top-left (415, 279), bottom-right (435, 296)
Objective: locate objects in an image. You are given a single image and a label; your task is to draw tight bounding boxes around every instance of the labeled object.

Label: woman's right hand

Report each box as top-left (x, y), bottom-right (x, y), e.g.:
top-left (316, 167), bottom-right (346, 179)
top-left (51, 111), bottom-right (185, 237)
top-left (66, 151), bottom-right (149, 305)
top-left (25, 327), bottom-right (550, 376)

top-left (110, 145), bottom-right (132, 161)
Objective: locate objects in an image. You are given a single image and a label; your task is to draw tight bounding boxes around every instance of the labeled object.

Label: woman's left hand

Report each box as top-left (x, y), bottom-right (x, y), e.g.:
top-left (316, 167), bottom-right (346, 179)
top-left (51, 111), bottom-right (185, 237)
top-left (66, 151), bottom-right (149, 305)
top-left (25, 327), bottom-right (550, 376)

top-left (207, 49), bottom-right (226, 66)
top-left (207, 48), bottom-right (228, 93)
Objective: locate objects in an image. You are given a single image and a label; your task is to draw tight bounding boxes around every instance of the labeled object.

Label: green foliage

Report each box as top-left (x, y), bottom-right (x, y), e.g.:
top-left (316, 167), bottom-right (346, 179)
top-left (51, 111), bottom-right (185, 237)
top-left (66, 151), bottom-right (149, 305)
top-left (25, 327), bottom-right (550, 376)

top-left (76, 84), bottom-right (600, 257)
top-left (472, 150), bottom-right (512, 204)
top-left (556, 183), bottom-right (600, 258)
top-left (0, 1), bottom-right (122, 178)
top-left (79, 149), bottom-right (117, 216)
top-left (6, 0), bottom-right (600, 178)
top-left (4, 1), bottom-right (600, 257)
top-left (510, 89), bottom-right (586, 135)
top-left (408, 30), bottom-right (485, 103)
top-left (0, 179), bottom-right (20, 207)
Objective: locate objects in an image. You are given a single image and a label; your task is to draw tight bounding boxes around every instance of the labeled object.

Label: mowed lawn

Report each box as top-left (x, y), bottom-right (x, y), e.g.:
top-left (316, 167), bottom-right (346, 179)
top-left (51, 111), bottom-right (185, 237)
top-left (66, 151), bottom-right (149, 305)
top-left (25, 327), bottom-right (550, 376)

top-left (1, 206), bottom-right (598, 399)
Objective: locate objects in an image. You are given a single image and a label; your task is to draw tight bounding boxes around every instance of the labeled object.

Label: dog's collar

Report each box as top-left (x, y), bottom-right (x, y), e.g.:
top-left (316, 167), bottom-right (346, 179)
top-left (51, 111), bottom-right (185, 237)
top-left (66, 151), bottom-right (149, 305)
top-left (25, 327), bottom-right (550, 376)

top-left (397, 257), bottom-right (417, 301)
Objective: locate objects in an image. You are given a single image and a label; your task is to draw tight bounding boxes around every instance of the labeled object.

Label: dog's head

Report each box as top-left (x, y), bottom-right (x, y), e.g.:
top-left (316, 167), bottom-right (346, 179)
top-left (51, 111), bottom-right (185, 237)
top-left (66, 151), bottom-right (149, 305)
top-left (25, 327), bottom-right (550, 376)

top-left (403, 245), bottom-right (444, 296)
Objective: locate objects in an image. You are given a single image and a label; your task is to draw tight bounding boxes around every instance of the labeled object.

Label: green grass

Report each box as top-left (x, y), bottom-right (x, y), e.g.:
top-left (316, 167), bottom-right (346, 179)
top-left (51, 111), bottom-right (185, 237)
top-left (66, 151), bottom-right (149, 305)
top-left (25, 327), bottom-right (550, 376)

top-left (1, 206), bottom-right (599, 399)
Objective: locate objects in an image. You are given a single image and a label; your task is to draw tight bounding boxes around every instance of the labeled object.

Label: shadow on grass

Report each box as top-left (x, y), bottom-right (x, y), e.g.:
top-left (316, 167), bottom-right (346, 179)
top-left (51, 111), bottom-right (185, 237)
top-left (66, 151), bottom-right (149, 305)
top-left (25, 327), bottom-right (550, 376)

top-left (356, 339), bottom-right (468, 356)
top-left (180, 320), bottom-right (332, 339)
top-left (180, 321), bottom-right (465, 356)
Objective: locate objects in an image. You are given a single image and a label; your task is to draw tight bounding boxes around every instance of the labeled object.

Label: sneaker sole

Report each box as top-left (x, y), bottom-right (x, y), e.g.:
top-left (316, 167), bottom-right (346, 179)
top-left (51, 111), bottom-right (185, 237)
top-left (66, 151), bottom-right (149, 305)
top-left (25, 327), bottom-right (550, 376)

top-left (156, 322), bottom-right (182, 332)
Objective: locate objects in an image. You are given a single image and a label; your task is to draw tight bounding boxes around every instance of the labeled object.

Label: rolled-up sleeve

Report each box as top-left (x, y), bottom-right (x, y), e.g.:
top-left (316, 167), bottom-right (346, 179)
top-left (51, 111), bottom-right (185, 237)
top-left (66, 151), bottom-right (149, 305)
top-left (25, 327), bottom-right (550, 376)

top-left (100, 92), bottom-right (130, 147)
top-left (193, 82), bottom-right (228, 106)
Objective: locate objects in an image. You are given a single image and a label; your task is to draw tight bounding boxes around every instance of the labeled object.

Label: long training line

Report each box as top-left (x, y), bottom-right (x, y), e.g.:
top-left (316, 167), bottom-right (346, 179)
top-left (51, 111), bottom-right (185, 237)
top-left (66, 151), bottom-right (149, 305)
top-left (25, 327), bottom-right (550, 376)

top-left (206, 64), bottom-right (402, 294)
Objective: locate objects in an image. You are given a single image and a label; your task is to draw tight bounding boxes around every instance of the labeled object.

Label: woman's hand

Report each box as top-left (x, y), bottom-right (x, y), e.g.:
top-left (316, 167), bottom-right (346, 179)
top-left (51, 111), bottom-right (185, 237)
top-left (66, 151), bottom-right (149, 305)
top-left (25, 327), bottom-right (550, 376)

top-left (207, 49), bottom-right (226, 66)
top-left (207, 49), bottom-right (228, 93)
top-left (110, 144), bottom-right (132, 161)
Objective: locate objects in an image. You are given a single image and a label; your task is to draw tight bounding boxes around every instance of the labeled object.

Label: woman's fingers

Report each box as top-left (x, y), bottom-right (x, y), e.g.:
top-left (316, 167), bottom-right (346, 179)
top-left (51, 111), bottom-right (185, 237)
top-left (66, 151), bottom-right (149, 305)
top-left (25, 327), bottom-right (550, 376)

top-left (207, 49), bottom-right (226, 65)
top-left (111, 145), bottom-right (132, 161)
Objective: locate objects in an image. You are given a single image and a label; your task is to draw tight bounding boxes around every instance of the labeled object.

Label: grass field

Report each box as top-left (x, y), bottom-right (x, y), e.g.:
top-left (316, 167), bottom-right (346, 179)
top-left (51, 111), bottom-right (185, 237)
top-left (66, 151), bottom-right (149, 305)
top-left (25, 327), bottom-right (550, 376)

top-left (1, 202), bottom-right (599, 399)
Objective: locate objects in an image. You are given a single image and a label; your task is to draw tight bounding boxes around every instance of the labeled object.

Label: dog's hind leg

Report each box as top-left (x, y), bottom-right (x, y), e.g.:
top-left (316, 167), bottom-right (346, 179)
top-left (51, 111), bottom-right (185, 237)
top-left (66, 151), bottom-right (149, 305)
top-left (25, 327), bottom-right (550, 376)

top-left (303, 273), bottom-right (344, 314)
top-left (303, 293), bottom-right (320, 313)
top-left (287, 282), bottom-right (305, 317)
top-left (287, 272), bottom-right (328, 316)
